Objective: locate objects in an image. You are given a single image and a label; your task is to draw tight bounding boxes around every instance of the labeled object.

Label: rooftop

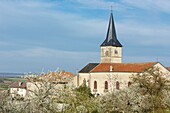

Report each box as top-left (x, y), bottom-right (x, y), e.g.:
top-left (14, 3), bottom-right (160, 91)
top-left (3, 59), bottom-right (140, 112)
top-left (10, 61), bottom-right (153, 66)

top-left (101, 12), bottom-right (122, 47)
top-left (91, 62), bottom-right (157, 73)
top-left (79, 63), bottom-right (99, 73)
top-left (37, 71), bottom-right (74, 82)
top-left (167, 67), bottom-right (170, 71)
top-left (9, 82), bottom-right (26, 89)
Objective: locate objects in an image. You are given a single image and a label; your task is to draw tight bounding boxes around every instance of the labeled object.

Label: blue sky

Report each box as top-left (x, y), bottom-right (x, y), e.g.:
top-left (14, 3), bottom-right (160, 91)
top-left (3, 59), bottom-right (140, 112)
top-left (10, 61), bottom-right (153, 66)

top-left (0, 0), bottom-right (170, 73)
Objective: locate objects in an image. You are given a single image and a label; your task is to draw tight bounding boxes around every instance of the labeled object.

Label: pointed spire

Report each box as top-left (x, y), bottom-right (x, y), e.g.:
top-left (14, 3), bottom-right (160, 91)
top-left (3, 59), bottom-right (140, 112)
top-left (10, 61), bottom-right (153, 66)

top-left (101, 10), bottom-right (122, 47)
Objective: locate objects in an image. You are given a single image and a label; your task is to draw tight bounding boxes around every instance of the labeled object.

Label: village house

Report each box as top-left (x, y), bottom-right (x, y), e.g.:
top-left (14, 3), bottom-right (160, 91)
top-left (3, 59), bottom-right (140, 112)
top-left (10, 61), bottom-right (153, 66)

top-left (9, 82), bottom-right (27, 98)
top-left (73, 11), bottom-right (170, 95)
top-left (26, 71), bottom-right (74, 97)
top-left (9, 71), bottom-right (74, 98)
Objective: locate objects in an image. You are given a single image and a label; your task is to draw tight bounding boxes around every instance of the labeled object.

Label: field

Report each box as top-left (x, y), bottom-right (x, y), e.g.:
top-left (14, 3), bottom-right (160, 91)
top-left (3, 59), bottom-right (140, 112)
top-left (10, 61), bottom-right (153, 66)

top-left (3, 78), bottom-right (26, 82)
top-left (0, 77), bottom-right (27, 90)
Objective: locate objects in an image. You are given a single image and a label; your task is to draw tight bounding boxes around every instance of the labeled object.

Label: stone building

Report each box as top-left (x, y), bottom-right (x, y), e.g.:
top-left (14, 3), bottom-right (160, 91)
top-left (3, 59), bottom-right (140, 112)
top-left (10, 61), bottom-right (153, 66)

top-left (73, 11), bottom-right (170, 95)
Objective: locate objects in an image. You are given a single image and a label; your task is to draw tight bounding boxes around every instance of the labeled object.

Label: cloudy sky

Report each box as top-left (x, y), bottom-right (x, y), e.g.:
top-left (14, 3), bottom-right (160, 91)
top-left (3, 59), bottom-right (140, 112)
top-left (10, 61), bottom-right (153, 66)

top-left (0, 0), bottom-right (170, 73)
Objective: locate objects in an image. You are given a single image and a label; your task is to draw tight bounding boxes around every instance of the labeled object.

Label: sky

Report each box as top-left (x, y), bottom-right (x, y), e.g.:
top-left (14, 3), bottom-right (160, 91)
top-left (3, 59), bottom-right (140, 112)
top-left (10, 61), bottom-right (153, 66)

top-left (0, 0), bottom-right (170, 73)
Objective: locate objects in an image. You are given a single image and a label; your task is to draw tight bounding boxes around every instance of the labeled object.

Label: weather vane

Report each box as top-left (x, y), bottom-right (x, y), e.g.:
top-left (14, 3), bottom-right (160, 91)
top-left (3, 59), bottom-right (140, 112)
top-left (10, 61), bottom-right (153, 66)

top-left (111, 5), bottom-right (113, 13)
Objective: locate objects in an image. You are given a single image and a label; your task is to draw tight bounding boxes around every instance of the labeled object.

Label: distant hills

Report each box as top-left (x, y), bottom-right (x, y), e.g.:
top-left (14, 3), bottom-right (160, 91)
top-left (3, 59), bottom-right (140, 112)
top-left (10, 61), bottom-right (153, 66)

top-left (0, 73), bottom-right (24, 78)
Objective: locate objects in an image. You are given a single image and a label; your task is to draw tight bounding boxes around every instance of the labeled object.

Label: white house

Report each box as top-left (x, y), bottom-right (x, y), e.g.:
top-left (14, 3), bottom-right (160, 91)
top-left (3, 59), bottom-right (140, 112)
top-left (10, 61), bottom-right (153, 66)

top-left (10, 82), bottom-right (27, 98)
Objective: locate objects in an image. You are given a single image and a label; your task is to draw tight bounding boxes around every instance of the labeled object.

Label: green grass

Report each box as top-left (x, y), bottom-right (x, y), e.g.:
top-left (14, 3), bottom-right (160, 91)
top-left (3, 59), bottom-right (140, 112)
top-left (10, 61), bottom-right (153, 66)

top-left (3, 78), bottom-right (26, 82)
top-left (0, 78), bottom-right (4, 83)
top-left (0, 84), bottom-right (9, 90)
top-left (0, 77), bottom-right (27, 90)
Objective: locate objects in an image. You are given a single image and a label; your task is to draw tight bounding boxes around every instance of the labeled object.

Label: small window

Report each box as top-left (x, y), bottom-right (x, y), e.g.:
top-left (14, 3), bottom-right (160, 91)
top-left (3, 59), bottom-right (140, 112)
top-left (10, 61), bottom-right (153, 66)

top-left (105, 51), bottom-right (109, 56)
top-left (115, 50), bottom-right (118, 54)
top-left (116, 81), bottom-right (120, 90)
top-left (128, 82), bottom-right (131, 87)
top-left (94, 81), bottom-right (97, 89)
top-left (104, 81), bottom-right (108, 89)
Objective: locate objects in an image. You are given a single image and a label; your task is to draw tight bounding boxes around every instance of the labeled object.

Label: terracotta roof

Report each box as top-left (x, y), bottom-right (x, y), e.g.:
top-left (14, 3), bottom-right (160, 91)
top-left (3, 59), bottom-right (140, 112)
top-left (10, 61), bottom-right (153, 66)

top-left (91, 62), bottom-right (157, 73)
top-left (167, 67), bottom-right (170, 71)
top-left (38, 71), bottom-right (74, 82)
top-left (9, 82), bottom-right (26, 89)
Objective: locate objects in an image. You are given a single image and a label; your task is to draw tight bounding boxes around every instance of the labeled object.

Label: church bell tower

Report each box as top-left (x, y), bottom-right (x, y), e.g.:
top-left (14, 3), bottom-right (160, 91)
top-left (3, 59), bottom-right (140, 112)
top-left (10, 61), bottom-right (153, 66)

top-left (100, 11), bottom-right (122, 63)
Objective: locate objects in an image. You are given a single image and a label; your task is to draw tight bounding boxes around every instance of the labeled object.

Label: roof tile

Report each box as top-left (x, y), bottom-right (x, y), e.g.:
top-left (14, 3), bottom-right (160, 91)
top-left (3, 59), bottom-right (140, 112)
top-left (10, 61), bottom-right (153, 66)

top-left (167, 67), bottom-right (170, 71)
top-left (10, 82), bottom-right (26, 89)
top-left (91, 62), bottom-right (157, 73)
top-left (38, 71), bottom-right (74, 82)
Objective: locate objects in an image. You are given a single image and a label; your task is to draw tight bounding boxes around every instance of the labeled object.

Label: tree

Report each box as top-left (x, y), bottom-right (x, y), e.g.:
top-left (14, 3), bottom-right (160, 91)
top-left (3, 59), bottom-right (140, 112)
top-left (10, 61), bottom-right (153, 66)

top-left (0, 70), bottom-right (74, 113)
top-left (25, 70), bottom-right (99, 113)
top-left (0, 90), bottom-right (29, 113)
top-left (99, 67), bottom-right (170, 113)
top-left (131, 67), bottom-right (170, 112)
top-left (64, 85), bottom-right (99, 113)
top-left (25, 70), bottom-right (74, 113)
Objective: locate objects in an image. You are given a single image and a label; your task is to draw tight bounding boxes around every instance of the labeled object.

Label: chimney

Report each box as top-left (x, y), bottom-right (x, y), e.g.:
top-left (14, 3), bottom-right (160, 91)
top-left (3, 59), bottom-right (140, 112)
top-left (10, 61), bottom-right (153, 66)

top-left (76, 69), bottom-right (79, 87)
top-left (110, 65), bottom-right (113, 72)
top-left (19, 82), bottom-right (22, 86)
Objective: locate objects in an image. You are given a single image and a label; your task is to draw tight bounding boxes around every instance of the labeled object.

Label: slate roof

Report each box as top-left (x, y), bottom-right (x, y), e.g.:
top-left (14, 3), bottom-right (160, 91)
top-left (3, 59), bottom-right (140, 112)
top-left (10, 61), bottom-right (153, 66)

top-left (91, 62), bottom-right (157, 73)
top-left (79, 63), bottom-right (99, 73)
top-left (101, 12), bottom-right (122, 47)
top-left (10, 82), bottom-right (27, 89)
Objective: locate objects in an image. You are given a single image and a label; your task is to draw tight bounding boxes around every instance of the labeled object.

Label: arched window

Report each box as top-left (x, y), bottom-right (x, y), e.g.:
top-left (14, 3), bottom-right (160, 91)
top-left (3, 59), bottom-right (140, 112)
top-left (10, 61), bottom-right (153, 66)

top-left (105, 51), bottom-right (109, 56)
top-left (128, 81), bottom-right (131, 87)
top-left (116, 81), bottom-right (120, 90)
top-left (83, 78), bottom-right (86, 86)
top-left (94, 81), bottom-right (97, 89)
top-left (105, 81), bottom-right (108, 89)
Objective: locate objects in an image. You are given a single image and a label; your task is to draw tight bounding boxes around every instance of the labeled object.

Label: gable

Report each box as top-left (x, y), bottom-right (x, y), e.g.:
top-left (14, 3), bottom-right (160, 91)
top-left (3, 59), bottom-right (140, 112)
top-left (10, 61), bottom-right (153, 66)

top-left (153, 62), bottom-right (170, 74)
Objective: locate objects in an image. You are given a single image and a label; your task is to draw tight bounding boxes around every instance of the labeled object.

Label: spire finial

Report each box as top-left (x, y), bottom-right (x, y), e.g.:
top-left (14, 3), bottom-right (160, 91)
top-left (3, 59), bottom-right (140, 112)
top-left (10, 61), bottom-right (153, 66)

top-left (110, 5), bottom-right (113, 13)
top-left (100, 4), bottom-right (122, 47)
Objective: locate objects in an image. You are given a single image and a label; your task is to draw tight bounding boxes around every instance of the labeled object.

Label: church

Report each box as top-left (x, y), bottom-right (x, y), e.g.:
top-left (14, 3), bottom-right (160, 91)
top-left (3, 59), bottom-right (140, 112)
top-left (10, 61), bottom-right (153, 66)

top-left (73, 11), bottom-right (169, 95)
